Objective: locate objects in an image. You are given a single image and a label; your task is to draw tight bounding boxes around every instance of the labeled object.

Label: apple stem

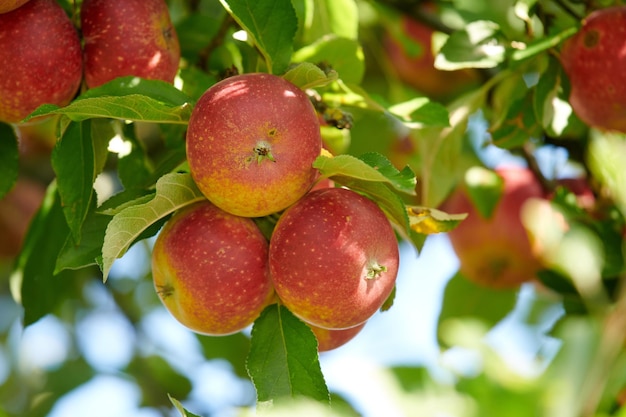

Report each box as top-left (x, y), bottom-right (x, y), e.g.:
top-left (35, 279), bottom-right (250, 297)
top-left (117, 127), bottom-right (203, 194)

top-left (248, 140), bottom-right (276, 165)
top-left (366, 261), bottom-right (387, 279)
top-left (156, 284), bottom-right (175, 298)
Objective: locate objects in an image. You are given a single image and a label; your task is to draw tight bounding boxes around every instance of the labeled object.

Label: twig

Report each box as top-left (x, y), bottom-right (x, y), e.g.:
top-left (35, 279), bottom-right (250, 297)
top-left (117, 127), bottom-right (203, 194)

top-left (197, 14), bottom-right (235, 72)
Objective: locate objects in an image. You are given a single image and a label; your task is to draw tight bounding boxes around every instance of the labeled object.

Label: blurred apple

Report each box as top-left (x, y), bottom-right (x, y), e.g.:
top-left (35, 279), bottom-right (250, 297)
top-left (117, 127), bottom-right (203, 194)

top-left (0, 0), bottom-right (83, 123)
top-left (384, 15), bottom-right (480, 102)
top-left (0, 178), bottom-right (46, 260)
top-left (442, 166), bottom-right (545, 288)
top-left (81, 0), bottom-right (180, 88)
top-left (560, 6), bottom-right (626, 132)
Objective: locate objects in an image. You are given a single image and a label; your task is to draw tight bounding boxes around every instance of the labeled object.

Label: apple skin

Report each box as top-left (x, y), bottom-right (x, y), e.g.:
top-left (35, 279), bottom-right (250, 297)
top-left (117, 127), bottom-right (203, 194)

top-left (186, 73), bottom-right (322, 217)
top-left (81, 0), bottom-right (180, 88)
top-left (269, 187), bottom-right (399, 330)
top-left (151, 201), bottom-right (275, 336)
top-left (384, 16), bottom-right (480, 102)
top-left (0, 0), bottom-right (82, 123)
top-left (560, 6), bottom-right (626, 132)
top-left (309, 321), bottom-right (366, 352)
top-left (0, 0), bottom-right (30, 14)
top-left (442, 167), bottom-right (545, 289)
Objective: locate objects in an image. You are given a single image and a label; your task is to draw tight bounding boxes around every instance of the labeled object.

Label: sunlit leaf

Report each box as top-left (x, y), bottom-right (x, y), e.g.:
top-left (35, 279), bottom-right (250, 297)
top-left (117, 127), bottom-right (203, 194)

top-left (0, 122), bottom-right (18, 199)
top-left (247, 304), bottom-right (330, 406)
top-left (388, 98), bottom-right (450, 129)
top-left (293, 36), bottom-right (364, 84)
top-left (314, 152), bottom-right (417, 195)
top-left (296, 0), bottom-right (359, 44)
top-left (435, 21), bottom-right (505, 70)
top-left (282, 62), bottom-right (338, 90)
top-left (101, 173), bottom-right (206, 282)
top-left (220, 0), bottom-right (298, 75)
top-left (408, 206), bottom-right (467, 234)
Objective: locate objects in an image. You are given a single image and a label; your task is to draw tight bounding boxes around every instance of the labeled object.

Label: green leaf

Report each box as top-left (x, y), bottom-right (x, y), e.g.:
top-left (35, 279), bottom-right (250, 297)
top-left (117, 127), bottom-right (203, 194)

top-left (55, 209), bottom-right (111, 273)
top-left (388, 98), bottom-right (451, 129)
top-left (0, 122), bottom-right (18, 199)
top-left (101, 173), bottom-right (206, 282)
top-left (437, 272), bottom-right (518, 347)
top-left (296, 0), bottom-right (359, 44)
top-left (28, 96), bottom-right (192, 124)
top-left (246, 304), bottom-right (330, 406)
top-left (169, 395), bottom-right (202, 417)
top-left (533, 55), bottom-right (576, 137)
top-left (463, 166), bottom-right (505, 219)
top-left (435, 21), bottom-right (506, 70)
top-left (293, 36), bottom-right (364, 84)
top-left (219, 0), bottom-right (298, 75)
top-left (313, 153), bottom-right (417, 195)
top-left (52, 120), bottom-right (103, 243)
top-left (78, 76), bottom-right (193, 105)
top-left (26, 77), bottom-right (193, 124)
top-left (282, 62), bottom-right (338, 90)
top-left (11, 182), bottom-right (79, 326)
top-left (128, 355), bottom-right (193, 407)
top-left (197, 332), bottom-right (251, 379)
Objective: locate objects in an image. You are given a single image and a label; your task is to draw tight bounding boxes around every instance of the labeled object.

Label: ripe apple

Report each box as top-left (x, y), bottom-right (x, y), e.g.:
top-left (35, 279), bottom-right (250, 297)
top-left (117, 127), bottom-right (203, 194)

top-left (0, 178), bottom-right (45, 260)
top-left (442, 166), bottom-right (545, 288)
top-left (81, 0), bottom-right (180, 88)
top-left (186, 73), bottom-right (322, 217)
top-left (0, 0), bottom-right (82, 123)
top-left (560, 6), bottom-right (626, 132)
top-left (384, 15), bottom-right (480, 102)
top-left (151, 201), bottom-right (274, 336)
top-left (269, 187), bottom-right (399, 330)
top-left (0, 0), bottom-right (29, 14)
top-left (309, 321), bottom-right (366, 352)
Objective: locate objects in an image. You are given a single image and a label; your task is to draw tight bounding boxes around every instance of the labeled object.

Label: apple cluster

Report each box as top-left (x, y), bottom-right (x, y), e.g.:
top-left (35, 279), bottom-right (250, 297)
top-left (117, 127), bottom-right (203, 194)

top-left (0, 0), bottom-right (180, 125)
top-left (151, 72), bottom-right (400, 351)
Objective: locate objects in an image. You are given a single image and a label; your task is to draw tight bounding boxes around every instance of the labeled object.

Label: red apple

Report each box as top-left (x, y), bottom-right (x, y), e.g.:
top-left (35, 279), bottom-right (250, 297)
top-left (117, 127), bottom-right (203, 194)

top-left (151, 201), bottom-right (274, 336)
top-left (442, 167), bottom-right (545, 288)
top-left (384, 15), bottom-right (480, 102)
top-left (186, 73), bottom-right (322, 217)
top-left (309, 322), bottom-right (366, 352)
top-left (560, 6), bottom-right (626, 132)
top-left (0, 0), bottom-right (30, 14)
top-left (81, 0), bottom-right (180, 88)
top-left (269, 188), bottom-right (399, 330)
top-left (0, 0), bottom-right (82, 123)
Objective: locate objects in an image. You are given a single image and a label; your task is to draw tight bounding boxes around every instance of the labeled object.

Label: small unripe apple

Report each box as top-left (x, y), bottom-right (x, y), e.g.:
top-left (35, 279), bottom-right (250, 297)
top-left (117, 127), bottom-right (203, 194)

top-left (151, 201), bottom-right (274, 336)
top-left (186, 73), bottom-right (322, 217)
top-left (443, 167), bottom-right (544, 288)
top-left (0, 0), bottom-right (82, 123)
top-left (560, 6), bottom-right (626, 132)
top-left (0, 0), bottom-right (30, 14)
top-left (309, 322), bottom-right (366, 352)
top-left (269, 188), bottom-right (399, 330)
top-left (81, 0), bottom-right (180, 88)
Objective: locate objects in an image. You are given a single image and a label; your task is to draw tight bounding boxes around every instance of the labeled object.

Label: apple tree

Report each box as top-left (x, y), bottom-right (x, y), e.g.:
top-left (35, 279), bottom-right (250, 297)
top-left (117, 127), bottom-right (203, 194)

top-left (1, 0), bottom-right (626, 416)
